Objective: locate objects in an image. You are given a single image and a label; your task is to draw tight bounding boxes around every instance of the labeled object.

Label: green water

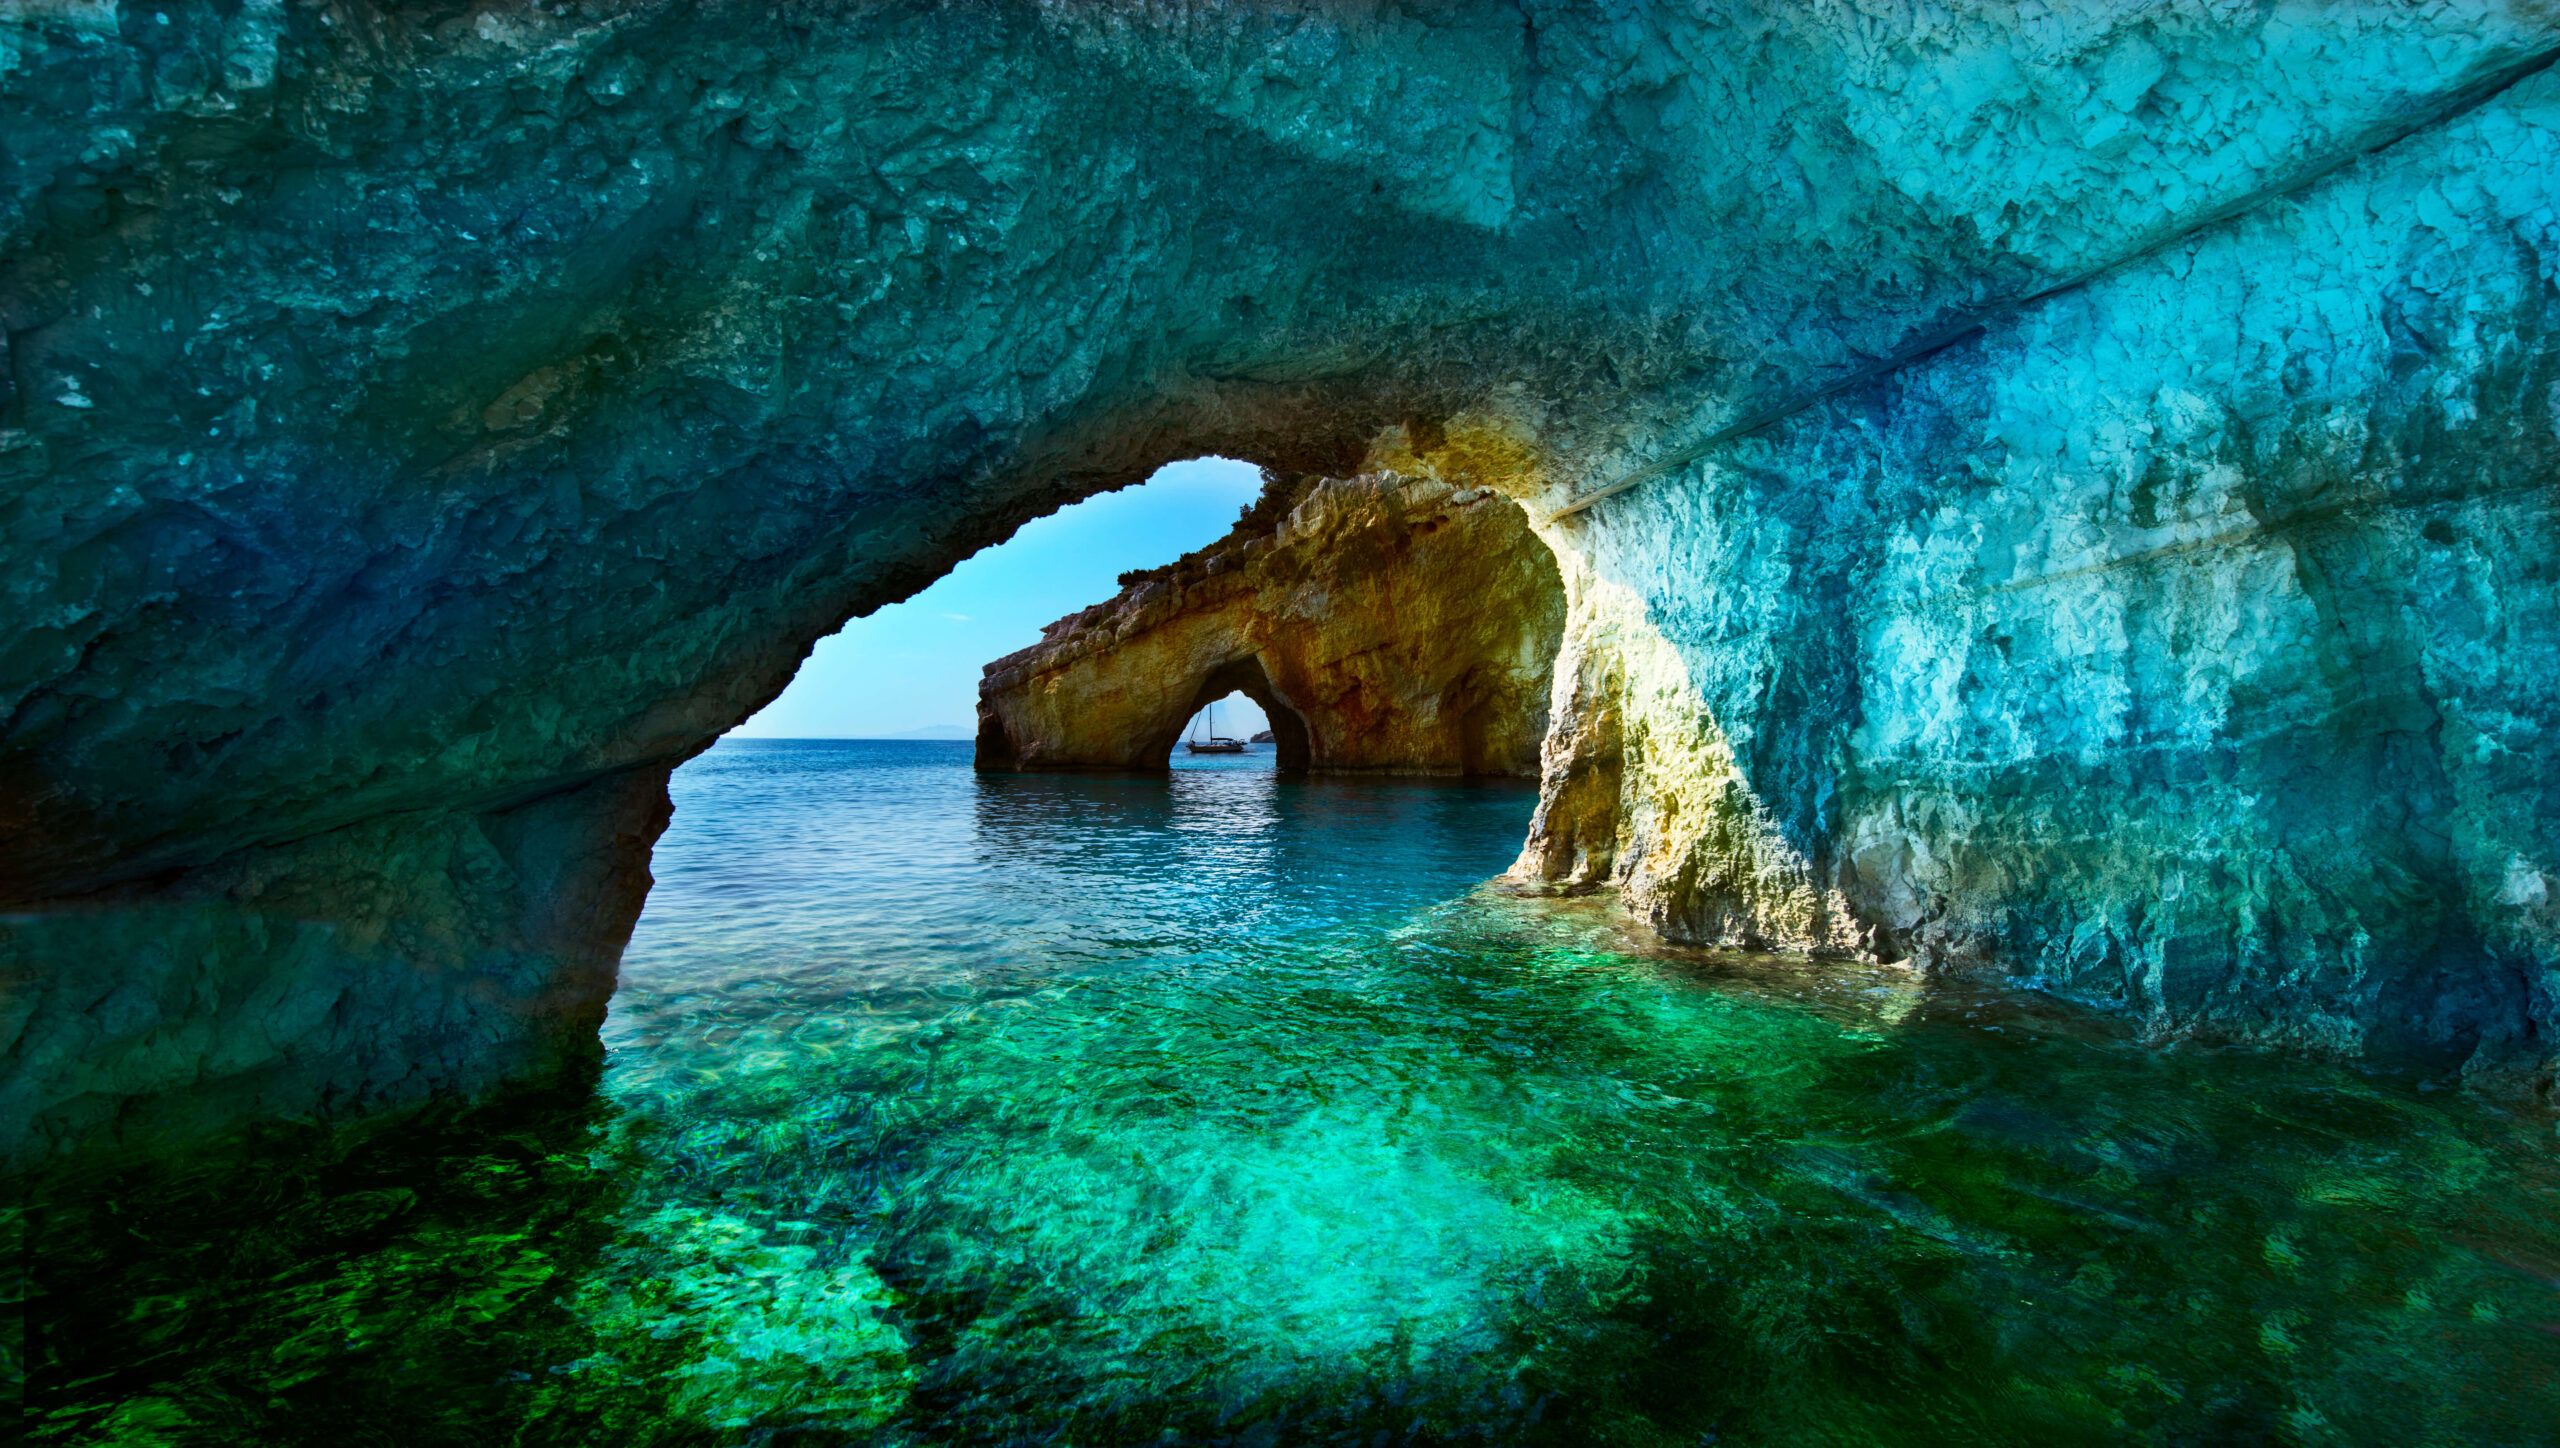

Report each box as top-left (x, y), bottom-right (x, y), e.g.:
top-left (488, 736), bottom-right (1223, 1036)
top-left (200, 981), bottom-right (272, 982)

top-left (26, 741), bottom-right (2560, 1445)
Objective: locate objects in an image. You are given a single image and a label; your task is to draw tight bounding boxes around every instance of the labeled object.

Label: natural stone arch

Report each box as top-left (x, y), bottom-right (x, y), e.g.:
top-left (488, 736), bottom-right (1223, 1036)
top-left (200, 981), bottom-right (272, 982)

top-left (1159, 657), bottom-right (1310, 775)
top-left (7, 3), bottom-right (2560, 1159)
top-left (976, 471), bottom-right (1562, 780)
top-left (973, 648), bottom-right (1314, 776)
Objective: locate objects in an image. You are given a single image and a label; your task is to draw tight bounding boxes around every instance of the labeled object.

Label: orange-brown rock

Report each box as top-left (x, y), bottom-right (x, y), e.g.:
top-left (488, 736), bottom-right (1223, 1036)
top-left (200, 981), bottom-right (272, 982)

top-left (977, 474), bottom-right (1563, 776)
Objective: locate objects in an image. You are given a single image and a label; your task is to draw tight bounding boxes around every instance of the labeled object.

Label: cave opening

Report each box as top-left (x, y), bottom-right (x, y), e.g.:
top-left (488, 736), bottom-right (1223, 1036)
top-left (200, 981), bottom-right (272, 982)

top-left (20, 7), bottom-right (2560, 1435)
top-left (1166, 665), bottom-right (1311, 774)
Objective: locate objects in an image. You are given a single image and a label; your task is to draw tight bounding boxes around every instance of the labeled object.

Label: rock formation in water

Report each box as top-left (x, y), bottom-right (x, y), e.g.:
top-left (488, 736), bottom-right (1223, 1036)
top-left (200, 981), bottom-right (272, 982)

top-left (977, 469), bottom-right (1562, 776)
top-left (6, 1), bottom-right (2560, 1159)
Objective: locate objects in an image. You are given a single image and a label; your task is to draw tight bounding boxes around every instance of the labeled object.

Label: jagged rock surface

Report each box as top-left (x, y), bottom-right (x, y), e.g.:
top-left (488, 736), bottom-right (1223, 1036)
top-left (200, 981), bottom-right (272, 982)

top-left (977, 471), bottom-right (1563, 776)
top-left (4, 0), bottom-right (2558, 1158)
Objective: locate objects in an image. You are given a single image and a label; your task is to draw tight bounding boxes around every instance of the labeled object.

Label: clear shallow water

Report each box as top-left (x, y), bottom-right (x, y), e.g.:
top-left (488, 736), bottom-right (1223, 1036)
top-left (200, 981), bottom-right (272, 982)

top-left (29, 739), bottom-right (2560, 1446)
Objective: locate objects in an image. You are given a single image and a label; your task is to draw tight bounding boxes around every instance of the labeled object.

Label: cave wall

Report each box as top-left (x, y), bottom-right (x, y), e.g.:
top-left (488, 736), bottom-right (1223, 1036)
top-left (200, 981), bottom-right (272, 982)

top-left (0, 766), bottom-right (666, 1160)
top-left (977, 469), bottom-right (1564, 776)
top-left (1510, 63), bottom-right (2560, 1083)
top-left (5, 0), bottom-right (2559, 1158)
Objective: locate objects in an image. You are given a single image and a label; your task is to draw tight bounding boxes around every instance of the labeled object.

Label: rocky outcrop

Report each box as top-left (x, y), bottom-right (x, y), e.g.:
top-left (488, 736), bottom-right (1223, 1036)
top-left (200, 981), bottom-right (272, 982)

top-left (6, 1), bottom-right (2560, 1159)
top-left (976, 471), bottom-right (1562, 776)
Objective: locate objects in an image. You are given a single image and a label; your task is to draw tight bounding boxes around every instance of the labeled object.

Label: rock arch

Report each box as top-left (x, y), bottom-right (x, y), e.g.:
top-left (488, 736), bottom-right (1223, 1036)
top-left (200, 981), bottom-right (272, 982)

top-left (975, 472), bottom-right (1562, 780)
top-left (7, 3), bottom-right (2560, 1158)
top-left (1165, 660), bottom-right (1310, 774)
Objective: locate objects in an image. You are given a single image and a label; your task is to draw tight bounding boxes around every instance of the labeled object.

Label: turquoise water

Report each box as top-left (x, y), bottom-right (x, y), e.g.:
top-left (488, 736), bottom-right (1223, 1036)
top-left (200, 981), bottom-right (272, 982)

top-left (29, 739), bottom-right (2560, 1445)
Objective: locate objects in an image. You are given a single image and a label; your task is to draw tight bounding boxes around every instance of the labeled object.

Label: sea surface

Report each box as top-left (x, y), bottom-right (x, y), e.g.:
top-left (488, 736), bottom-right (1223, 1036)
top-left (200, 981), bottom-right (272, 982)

top-left (30, 739), bottom-right (2560, 1446)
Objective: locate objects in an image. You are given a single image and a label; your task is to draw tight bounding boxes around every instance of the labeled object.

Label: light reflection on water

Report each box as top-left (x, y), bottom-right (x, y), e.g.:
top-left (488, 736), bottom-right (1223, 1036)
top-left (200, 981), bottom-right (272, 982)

top-left (607, 740), bottom-right (1522, 1090)
top-left (31, 739), bottom-right (2560, 1446)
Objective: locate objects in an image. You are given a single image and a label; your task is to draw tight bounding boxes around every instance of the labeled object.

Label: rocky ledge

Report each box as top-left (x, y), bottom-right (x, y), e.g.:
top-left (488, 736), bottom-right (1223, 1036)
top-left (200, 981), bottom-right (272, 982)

top-left (977, 469), bottom-right (1563, 776)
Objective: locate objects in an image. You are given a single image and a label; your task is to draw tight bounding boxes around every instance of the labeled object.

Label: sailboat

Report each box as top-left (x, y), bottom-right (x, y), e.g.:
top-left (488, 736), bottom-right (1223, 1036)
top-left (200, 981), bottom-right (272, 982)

top-left (1184, 698), bottom-right (1247, 754)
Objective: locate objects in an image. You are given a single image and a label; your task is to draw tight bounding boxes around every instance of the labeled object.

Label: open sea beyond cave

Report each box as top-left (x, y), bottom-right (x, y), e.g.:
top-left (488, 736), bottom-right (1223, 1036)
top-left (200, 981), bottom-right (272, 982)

top-left (28, 739), bottom-right (2560, 1446)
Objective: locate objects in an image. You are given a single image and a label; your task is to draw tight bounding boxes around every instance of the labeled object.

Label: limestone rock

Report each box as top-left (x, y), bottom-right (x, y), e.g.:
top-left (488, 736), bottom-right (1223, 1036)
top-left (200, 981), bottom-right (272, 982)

top-left (977, 470), bottom-right (1563, 776)
top-left (5, 1), bottom-right (2559, 1157)
top-left (1513, 59), bottom-right (2560, 1085)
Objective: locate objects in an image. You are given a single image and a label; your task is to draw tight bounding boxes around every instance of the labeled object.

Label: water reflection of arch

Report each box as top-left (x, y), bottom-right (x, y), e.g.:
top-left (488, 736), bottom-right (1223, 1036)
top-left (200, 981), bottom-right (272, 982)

top-left (968, 760), bottom-right (1286, 913)
top-left (969, 761), bottom-right (1535, 928)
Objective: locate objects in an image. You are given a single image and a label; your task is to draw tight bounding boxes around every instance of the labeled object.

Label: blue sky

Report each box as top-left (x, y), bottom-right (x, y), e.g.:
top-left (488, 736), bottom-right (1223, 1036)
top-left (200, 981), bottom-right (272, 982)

top-left (732, 457), bottom-right (1275, 739)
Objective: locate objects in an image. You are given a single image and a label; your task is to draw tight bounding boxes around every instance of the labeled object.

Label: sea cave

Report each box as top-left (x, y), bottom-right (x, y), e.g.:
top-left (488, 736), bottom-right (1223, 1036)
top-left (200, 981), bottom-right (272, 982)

top-left (9, 2), bottom-right (2560, 1442)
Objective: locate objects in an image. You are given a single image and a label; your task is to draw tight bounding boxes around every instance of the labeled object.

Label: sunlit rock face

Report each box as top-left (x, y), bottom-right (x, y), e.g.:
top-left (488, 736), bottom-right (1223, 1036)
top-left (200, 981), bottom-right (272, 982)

top-left (4, 0), bottom-right (2558, 1157)
top-left (977, 467), bottom-right (1563, 776)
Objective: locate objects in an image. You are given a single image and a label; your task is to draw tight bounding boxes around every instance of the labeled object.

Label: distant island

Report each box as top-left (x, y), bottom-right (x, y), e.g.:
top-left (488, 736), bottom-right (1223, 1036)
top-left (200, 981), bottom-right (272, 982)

top-left (871, 724), bottom-right (972, 740)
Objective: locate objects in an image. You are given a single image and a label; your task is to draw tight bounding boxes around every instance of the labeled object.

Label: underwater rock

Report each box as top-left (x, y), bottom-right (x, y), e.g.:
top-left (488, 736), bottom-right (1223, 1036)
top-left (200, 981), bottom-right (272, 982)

top-left (4, 0), bottom-right (2558, 1157)
top-left (977, 471), bottom-right (1563, 776)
